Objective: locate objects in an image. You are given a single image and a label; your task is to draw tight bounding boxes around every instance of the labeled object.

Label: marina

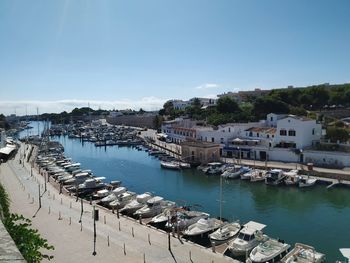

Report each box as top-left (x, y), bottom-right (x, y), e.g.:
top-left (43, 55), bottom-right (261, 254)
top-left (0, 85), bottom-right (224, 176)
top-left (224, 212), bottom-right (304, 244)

top-left (16, 122), bottom-right (350, 261)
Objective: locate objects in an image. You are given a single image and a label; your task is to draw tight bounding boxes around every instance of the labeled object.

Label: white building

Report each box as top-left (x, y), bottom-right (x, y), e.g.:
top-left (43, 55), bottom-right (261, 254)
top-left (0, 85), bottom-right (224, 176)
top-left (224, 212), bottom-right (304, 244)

top-left (274, 115), bottom-right (322, 149)
top-left (189, 97), bottom-right (217, 107)
top-left (197, 122), bottom-right (263, 145)
top-left (170, 100), bottom-right (191, 110)
top-left (161, 118), bottom-right (200, 144)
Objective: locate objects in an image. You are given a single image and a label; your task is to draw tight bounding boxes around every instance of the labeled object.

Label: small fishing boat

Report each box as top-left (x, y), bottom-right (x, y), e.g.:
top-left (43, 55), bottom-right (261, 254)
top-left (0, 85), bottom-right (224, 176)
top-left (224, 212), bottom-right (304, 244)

top-left (183, 218), bottom-right (223, 237)
top-left (120, 192), bottom-right (153, 214)
top-left (160, 161), bottom-right (181, 170)
top-left (250, 169), bottom-right (268, 182)
top-left (265, 169), bottom-right (286, 186)
top-left (281, 243), bottom-right (326, 263)
top-left (284, 170), bottom-right (302, 186)
top-left (247, 238), bottom-right (291, 263)
top-left (299, 177), bottom-right (317, 188)
top-left (209, 221), bottom-right (241, 245)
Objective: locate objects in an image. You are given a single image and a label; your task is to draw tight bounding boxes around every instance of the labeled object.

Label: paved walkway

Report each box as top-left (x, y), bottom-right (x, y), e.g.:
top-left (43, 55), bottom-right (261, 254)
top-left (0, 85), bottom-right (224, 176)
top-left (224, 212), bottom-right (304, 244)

top-left (0, 143), bottom-right (237, 263)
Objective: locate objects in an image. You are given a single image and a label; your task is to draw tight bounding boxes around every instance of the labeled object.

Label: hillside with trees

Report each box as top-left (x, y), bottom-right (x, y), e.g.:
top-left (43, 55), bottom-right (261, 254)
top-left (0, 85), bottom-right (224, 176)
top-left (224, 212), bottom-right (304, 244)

top-left (158, 83), bottom-right (350, 126)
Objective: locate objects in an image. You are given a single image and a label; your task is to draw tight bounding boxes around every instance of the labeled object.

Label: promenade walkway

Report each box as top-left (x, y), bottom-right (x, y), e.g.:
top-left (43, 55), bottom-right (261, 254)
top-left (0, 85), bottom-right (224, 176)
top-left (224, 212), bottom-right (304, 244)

top-left (0, 143), bottom-right (236, 263)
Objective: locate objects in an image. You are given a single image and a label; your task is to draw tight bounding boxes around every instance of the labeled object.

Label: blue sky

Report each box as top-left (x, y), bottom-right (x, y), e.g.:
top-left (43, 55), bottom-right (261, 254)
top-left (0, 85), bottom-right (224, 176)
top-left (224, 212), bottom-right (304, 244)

top-left (0, 0), bottom-right (350, 115)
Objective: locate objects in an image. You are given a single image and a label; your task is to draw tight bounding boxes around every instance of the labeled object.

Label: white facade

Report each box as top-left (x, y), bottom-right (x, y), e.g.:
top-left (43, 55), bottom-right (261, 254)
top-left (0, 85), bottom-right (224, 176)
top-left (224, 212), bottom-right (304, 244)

top-left (170, 100), bottom-right (191, 110)
top-left (161, 118), bottom-right (199, 144)
top-left (274, 116), bottom-right (322, 149)
top-left (197, 122), bottom-right (263, 145)
top-left (189, 97), bottom-right (217, 107)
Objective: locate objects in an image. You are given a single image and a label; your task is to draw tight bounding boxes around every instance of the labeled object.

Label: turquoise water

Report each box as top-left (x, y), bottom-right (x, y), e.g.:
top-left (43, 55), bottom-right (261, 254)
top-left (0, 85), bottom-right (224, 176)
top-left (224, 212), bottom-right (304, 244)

top-left (20, 123), bottom-right (350, 261)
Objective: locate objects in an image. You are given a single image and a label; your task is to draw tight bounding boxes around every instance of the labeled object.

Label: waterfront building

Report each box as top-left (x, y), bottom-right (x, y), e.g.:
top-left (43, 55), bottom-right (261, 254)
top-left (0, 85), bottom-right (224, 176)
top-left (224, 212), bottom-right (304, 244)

top-left (161, 118), bottom-right (207, 144)
top-left (196, 122), bottom-right (264, 145)
top-left (181, 141), bottom-right (220, 164)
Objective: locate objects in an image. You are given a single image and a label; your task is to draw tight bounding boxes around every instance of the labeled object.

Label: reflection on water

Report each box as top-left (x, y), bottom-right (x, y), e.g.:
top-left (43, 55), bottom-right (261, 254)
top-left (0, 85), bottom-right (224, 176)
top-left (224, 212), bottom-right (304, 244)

top-left (18, 122), bottom-right (350, 261)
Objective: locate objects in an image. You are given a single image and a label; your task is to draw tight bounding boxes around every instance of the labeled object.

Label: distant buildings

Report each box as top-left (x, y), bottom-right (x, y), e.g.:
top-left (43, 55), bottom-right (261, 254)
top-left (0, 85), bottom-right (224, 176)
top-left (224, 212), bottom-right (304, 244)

top-left (161, 112), bottom-right (350, 168)
top-left (218, 88), bottom-right (270, 103)
top-left (166, 97), bottom-right (218, 111)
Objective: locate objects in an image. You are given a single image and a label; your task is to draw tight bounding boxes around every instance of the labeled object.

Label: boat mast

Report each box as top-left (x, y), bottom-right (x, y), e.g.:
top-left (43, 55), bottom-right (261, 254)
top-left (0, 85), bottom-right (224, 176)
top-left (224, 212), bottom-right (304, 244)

top-left (218, 176), bottom-right (223, 221)
top-left (37, 107), bottom-right (40, 137)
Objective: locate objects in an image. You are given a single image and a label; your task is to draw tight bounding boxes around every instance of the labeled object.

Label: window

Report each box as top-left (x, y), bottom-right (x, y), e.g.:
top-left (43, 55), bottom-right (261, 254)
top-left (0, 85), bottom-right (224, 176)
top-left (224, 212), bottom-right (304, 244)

top-left (220, 138), bottom-right (224, 143)
top-left (270, 117), bottom-right (273, 121)
top-left (280, 129), bottom-right (287, 136)
top-left (228, 128), bottom-right (231, 132)
top-left (288, 130), bottom-right (296, 136)
top-left (249, 131), bottom-right (253, 137)
top-left (267, 134), bottom-right (269, 138)
top-left (211, 137), bottom-right (214, 142)
top-left (257, 133), bottom-right (259, 137)
top-left (312, 128), bottom-right (315, 135)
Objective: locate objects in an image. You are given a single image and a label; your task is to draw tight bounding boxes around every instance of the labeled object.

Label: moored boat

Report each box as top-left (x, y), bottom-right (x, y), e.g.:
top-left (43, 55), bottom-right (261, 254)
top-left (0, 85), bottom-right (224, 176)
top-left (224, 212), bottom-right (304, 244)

top-left (209, 221), bottom-right (241, 245)
top-left (281, 243), bottom-right (326, 263)
top-left (160, 161), bottom-right (181, 170)
top-left (284, 170), bottom-right (302, 186)
top-left (183, 218), bottom-right (223, 237)
top-left (299, 177), bottom-right (317, 188)
top-left (265, 169), bottom-right (286, 186)
top-left (246, 238), bottom-right (291, 263)
top-left (227, 221), bottom-right (267, 257)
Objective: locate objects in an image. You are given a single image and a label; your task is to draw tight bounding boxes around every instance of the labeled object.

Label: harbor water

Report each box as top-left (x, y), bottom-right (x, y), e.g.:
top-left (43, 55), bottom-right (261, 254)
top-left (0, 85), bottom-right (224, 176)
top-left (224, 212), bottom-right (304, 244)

top-left (20, 122), bottom-right (350, 261)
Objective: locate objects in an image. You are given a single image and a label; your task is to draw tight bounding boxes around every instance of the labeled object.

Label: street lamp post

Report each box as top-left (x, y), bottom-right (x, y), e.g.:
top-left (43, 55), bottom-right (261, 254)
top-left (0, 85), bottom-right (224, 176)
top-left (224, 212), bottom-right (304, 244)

top-left (92, 205), bottom-right (97, 256)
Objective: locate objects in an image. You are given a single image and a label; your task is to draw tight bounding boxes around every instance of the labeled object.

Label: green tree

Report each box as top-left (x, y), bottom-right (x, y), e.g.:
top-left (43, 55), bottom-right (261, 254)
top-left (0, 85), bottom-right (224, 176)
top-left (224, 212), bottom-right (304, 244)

top-left (153, 115), bottom-right (164, 130)
top-left (0, 183), bottom-right (54, 262)
top-left (252, 97), bottom-right (289, 119)
top-left (216, 97), bottom-right (240, 114)
top-left (326, 127), bottom-right (350, 143)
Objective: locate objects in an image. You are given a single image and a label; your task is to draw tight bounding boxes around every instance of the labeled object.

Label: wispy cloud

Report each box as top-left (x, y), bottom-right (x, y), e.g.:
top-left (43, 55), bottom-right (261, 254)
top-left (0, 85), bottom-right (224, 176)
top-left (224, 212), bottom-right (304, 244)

top-left (195, 83), bottom-right (220, 90)
top-left (0, 97), bottom-right (168, 116)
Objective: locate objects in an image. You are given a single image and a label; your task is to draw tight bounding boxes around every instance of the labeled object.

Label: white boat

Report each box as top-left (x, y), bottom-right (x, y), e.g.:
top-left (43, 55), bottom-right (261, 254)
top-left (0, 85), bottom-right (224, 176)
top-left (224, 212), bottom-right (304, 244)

top-left (281, 243), bottom-right (326, 263)
top-left (78, 177), bottom-right (106, 195)
top-left (165, 210), bottom-right (210, 231)
top-left (209, 221), bottom-right (241, 245)
top-left (228, 221), bottom-right (267, 257)
top-left (247, 238), bottom-right (291, 263)
top-left (238, 167), bottom-right (253, 180)
top-left (179, 162), bottom-right (191, 169)
top-left (100, 187), bottom-right (127, 204)
top-left (92, 189), bottom-right (110, 200)
top-left (336, 248), bottom-right (350, 263)
top-left (299, 177), bottom-right (317, 188)
top-left (120, 192), bottom-right (153, 214)
top-left (284, 170), bottom-right (302, 186)
top-left (222, 165), bottom-right (246, 179)
top-left (265, 169), bottom-right (286, 186)
top-left (64, 162), bottom-right (81, 172)
top-left (183, 218), bottom-right (223, 236)
top-left (250, 170), bottom-right (268, 182)
top-left (64, 172), bottom-right (91, 185)
top-left (160, 161), bottom-right (181, 170)
top-left (109, 191), bottom-right (136, 208)
top-left (134, 196), bottom-right (175, 218)
top-left (206, 162), bottom-right (224, 175)
top-left (150, 208), bottom-right (174, 224)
